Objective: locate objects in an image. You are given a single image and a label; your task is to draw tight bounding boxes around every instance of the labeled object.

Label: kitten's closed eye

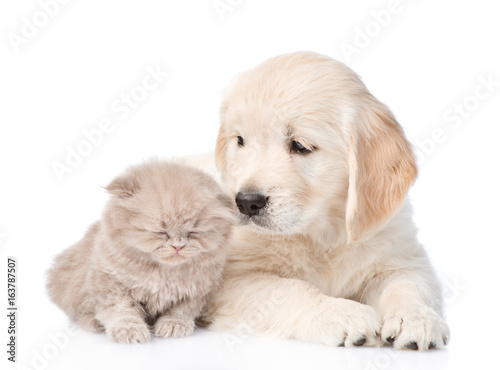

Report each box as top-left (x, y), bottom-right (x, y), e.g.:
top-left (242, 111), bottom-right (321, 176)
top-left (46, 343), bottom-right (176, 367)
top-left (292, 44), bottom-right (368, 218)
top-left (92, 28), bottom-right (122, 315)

top-left (155, 231), bottom-right (170, 238)
top-left (154, 231), bottom-right (199, 238)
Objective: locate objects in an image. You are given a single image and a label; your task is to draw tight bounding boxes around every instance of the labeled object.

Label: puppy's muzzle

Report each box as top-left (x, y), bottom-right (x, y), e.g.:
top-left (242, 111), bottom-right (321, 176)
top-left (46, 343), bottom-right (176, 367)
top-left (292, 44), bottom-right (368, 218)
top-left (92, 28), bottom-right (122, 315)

top-left (235, 191), bottom-right (268, 217)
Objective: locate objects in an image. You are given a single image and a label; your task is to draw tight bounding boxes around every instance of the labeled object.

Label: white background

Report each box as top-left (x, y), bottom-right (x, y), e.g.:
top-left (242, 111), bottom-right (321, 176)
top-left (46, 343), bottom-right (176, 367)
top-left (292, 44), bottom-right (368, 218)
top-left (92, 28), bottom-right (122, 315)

top-left (1, 1), bottom-right (499, 369)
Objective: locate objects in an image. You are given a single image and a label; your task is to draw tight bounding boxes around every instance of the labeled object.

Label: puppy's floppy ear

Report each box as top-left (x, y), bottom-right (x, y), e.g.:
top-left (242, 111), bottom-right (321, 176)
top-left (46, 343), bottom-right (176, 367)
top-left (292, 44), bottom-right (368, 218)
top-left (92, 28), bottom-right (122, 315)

top-left (346, 97), bottom-right (417, 242)
top-left (105, 173), bottom-right (140, 198)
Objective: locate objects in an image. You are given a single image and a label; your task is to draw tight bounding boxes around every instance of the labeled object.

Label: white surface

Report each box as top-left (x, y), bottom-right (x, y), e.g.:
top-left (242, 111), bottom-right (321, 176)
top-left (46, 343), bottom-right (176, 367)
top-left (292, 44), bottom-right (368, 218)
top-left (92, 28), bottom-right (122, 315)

top-left (1, 1), bottom-right (499, 369)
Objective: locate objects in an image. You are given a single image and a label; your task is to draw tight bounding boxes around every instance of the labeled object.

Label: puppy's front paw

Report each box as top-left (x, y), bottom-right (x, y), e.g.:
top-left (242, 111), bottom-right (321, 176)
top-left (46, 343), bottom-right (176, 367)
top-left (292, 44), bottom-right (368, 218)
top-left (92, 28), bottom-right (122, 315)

top-left (382, 305), bottom-right (449, 351)
top-left (154, 317), bottom-right (195, 338)
top-left (315, 298), bottom-right (381, 347)
top-left (107, 321), bottom-right (151, 344)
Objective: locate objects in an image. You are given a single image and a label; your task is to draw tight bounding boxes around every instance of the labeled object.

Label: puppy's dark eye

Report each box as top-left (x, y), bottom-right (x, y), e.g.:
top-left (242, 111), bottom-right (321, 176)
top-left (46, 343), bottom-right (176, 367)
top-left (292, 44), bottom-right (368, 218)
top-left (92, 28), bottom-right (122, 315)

top-left (237, 136), bottom-right (244, 147)
top-left (188, 232), bottom-right (199, 238)
top-left (291, 140), bottom-right (313, 154)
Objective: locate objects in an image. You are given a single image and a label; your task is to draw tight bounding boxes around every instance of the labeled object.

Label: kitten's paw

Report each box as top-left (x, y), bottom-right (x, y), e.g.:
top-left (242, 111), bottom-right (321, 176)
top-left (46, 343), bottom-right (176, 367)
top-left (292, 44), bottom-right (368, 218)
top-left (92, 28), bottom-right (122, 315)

top-left (382, 305), bottom-right (449, 351)
top-left (78, 314), bottom-right (104, 333)
top-left (316, 298), bottom-right (381, 347)
top-left (154, 317), bottom-right (195, 338)
top-left (107, 321), bottom-right (151, 344)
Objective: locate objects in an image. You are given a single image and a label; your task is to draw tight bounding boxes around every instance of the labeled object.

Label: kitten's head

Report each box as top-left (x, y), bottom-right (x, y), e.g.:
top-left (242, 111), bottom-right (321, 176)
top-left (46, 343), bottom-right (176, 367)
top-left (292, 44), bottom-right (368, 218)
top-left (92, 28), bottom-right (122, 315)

top-left (102, 159), bottom-right (235, 265)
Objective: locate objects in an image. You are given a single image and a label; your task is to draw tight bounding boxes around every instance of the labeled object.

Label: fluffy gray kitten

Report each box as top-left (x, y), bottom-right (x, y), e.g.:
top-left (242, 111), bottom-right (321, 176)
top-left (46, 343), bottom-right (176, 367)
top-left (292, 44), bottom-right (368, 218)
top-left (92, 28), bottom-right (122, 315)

top-left (46, 160), bottom-right (235, 344)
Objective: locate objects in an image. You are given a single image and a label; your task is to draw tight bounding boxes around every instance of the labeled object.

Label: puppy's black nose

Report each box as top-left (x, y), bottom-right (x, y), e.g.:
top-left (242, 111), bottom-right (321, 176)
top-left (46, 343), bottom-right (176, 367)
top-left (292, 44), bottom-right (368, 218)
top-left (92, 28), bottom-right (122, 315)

top-left (235, 192), bottom-right (268, 217)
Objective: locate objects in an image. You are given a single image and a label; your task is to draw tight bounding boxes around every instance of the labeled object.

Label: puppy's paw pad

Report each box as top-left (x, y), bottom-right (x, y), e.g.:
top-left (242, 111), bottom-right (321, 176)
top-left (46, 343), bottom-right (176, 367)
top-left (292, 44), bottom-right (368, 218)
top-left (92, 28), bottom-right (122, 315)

top-left (319, 298), bottom-right (382, 347)
top-left (154, 318), bottom-right (194, 338)
top-left (404, 341), bottom-right (418, 350)
top-left (352, 337), bottom-right (366, 346)
top-left (107, 324), bottom-right (150, 344)
top-left (382, 305), bottom-right (449, 351)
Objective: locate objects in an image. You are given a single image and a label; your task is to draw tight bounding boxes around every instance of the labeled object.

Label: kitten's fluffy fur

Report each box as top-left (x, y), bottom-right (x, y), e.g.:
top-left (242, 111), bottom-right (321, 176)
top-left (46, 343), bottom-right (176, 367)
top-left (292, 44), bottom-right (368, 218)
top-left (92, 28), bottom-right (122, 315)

top-left (46, 160), bottom-right (235, 344)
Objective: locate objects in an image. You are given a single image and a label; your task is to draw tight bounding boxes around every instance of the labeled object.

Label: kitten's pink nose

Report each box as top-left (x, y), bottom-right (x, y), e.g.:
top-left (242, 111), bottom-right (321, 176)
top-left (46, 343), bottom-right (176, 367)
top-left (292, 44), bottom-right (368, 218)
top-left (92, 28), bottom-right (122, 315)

top-left (171, 237), bottom-right (186, 252)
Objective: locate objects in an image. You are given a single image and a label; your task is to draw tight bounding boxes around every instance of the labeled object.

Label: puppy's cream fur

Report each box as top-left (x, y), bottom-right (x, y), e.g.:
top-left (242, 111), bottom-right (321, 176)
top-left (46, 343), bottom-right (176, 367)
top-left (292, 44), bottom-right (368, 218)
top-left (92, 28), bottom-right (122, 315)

top-left (200, 52), bottom-right (449, 350)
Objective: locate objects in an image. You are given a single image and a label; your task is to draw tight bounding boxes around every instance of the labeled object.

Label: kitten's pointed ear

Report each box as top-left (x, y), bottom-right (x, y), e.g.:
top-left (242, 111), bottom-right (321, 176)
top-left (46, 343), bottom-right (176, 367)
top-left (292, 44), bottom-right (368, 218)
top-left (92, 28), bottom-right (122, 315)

top-left (105, 174), bottom-right (140, 198)
top-left (345, 98), bottom-right (417, 242)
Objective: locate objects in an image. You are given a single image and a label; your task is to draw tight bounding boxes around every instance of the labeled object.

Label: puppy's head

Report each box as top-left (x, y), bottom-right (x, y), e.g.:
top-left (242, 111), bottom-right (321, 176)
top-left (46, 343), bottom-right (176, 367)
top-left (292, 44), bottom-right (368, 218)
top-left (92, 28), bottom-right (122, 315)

top-left (216, 52), bottom-right (417, 242)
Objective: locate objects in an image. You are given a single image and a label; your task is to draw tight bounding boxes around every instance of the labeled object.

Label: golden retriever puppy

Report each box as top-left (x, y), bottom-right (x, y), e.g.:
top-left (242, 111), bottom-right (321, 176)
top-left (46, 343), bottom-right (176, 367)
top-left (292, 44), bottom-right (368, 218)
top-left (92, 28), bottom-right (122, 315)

top-left (200, 51), bottom-right (449, 351)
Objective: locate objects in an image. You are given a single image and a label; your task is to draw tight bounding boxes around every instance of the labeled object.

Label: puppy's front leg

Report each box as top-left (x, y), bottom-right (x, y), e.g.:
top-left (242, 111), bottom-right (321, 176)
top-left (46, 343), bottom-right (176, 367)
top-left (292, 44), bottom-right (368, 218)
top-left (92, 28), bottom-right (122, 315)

top-left (365, 274), bottom-right (450, 351)
top-left (204, 272), bottom-right (381, 347)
